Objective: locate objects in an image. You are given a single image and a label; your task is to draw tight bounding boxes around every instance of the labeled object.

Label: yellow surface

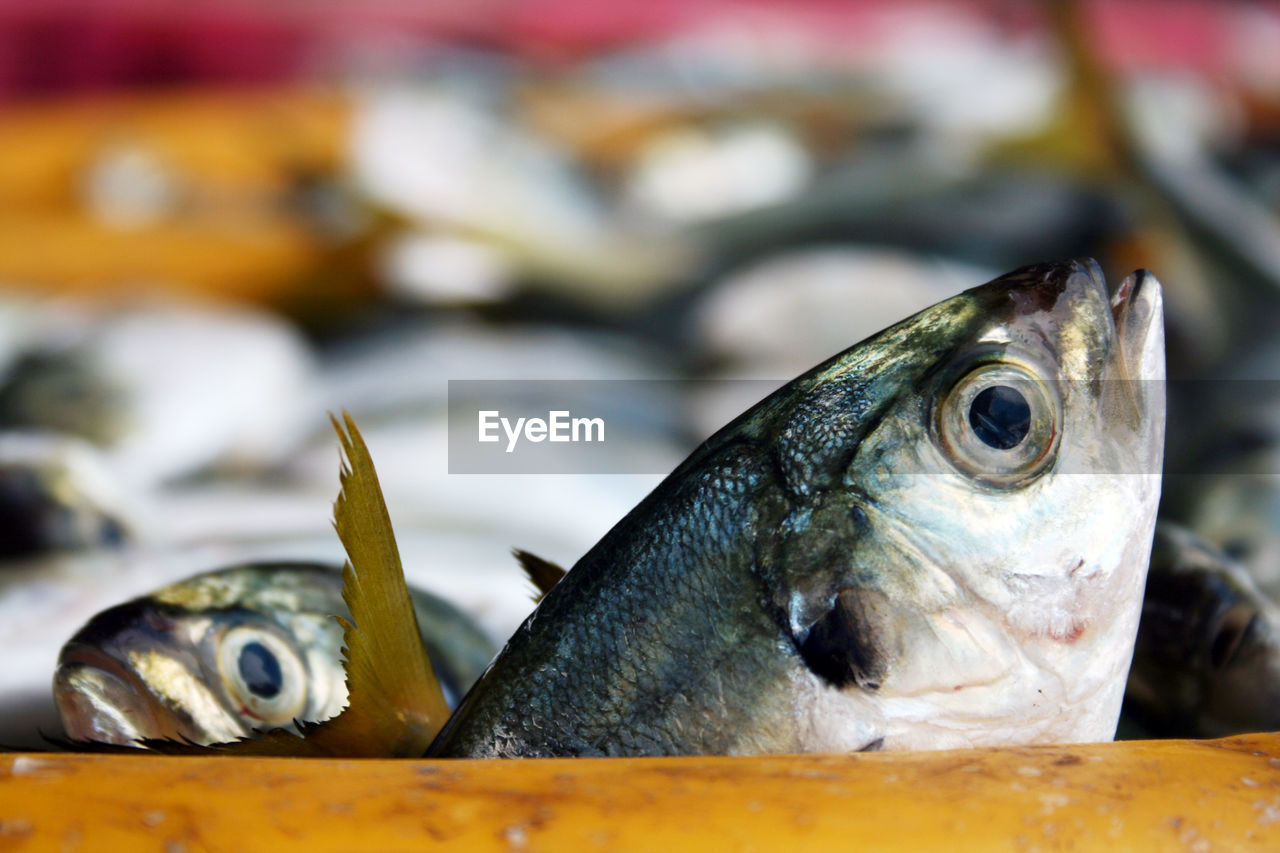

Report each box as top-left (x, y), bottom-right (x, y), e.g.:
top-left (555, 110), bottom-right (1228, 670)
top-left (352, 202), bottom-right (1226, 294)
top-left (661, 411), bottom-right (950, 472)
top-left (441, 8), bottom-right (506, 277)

top-left (0, 89), bottom-right (349, 210)
top-left (0, 88), bottom-right (359, 309)
top-left (3, 734), bottom-right (1280, 851)
top-left (0, 212), bottom-right (320, 304)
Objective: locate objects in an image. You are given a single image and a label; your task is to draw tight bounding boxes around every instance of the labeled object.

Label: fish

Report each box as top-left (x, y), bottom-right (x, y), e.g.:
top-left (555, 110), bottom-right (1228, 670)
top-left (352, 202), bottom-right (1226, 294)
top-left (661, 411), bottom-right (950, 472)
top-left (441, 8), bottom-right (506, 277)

top-left (1122, 522), bottom-right (1280, 739)
top-left (0, 301), bottom-right (318, 485)
top-left (53, 560), bottom-right (496, 747)
top-left (428, 258), bottom-right (1166, 757)
top-left (1159, 338), bottom-right (1280, 600)
top-left (0, 431), bottom-right (131, 561)
top-left (0, 348), bottom-right (126, 446)
top-left (1173, 454), bottom-right (1280, 601)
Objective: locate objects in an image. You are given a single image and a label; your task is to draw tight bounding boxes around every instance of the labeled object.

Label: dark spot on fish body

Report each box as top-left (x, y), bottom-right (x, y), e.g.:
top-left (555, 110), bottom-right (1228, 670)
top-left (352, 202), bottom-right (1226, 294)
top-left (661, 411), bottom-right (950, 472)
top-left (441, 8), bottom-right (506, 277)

top-left (66, 598), bottom-right (187, 649)
top-left (753, 481), bottom-right (890, 694)
top-left (998, 261), bottom-right (1076, 314)
top-left (1008, 288), bottom-right (1055, 316)
top-left (796, 590), bottom-right (887, 691)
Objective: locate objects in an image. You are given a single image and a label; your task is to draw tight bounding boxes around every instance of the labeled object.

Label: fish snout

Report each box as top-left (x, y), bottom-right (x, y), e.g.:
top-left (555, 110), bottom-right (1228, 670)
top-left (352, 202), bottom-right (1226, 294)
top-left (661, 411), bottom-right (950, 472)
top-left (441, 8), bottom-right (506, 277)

top-left (53, 659), bottom-right (163, 745)
top-left (1076, 256), bottom-right (1109, 300)
top-left (1111, 269), bottom-right (1165, 384)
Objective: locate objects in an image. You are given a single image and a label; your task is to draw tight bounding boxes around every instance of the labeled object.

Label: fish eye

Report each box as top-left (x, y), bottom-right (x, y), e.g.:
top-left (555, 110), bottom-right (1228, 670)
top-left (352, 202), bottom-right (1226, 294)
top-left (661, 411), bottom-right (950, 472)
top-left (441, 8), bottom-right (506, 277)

top-left (217, 626), bottom-right (308, 726)
top-left (968, 385), bottom-right (1030, 450)
top-left (935, 360), bottom-right (1060, 487)
top-left (238, 642), bottom-right (283, 699)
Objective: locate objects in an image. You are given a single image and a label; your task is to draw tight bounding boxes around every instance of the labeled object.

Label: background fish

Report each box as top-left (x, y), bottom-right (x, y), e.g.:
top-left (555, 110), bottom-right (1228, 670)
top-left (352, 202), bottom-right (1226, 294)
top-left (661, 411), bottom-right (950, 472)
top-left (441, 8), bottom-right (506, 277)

top-left (1161, 338), bottom-right (1280, 601)
top-left (0, 431), bottom-right (132, 561)
top-left (1122, 522), bottom-right (1280, 739)
top-left (53, 561), bottom-right (496, 747)
top-left (429, 259), bottom-right (1166, 757)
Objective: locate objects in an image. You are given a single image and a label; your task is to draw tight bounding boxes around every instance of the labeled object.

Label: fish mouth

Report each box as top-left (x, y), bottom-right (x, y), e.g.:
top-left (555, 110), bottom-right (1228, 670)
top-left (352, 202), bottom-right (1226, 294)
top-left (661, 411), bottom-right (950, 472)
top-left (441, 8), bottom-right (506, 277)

top-left (1109, 268), bottom-right (1165, 383)
top-left (1078, 257), bottom-right (1108, 299)
top-left (53, 649), bottom-right (167, 745)
top-left (1068, 258), bottom-right (1162, 366)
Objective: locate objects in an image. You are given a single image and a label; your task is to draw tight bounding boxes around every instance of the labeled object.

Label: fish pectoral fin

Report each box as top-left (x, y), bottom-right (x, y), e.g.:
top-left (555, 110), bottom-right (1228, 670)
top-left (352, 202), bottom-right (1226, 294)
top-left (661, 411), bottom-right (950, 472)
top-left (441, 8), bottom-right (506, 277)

top-left (308, 412), bottom-right (453, 756)
top-left (795, 589), bottom-right (889, 691)
top-left (513, 548), bottom-right (568, 602)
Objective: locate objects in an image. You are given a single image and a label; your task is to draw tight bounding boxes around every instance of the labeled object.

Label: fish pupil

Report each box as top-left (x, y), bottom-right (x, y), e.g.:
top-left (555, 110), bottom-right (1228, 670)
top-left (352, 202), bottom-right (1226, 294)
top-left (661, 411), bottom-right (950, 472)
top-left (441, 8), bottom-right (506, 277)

top-left (968, 385), bottom-right (1031, 450)
top-left (238, 641), bottom-right (284, 699)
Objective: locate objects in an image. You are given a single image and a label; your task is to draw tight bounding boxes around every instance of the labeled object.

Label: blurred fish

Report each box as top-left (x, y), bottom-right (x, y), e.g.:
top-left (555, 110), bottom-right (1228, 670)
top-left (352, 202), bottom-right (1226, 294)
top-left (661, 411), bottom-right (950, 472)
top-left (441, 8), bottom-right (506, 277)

top-left (689, 160), bottom-right (1122, 288)
top-left (429, 259), bottom-right (1166, 757)
top-left (0, 300), bottom-right (318, 485)
top-left (0, 348), bottom-right (126, 446)
top-left (352, 88), bottom-right (693, 309)
top-left (1183, 473), bottom-right (1280, 600)
top-left (1162, 341), bottom-right (1280, 599)
top-left (0, 431), bottom-right (132, 561)
top-left (1123, 522), bottom-right (1280, 738)
top-left (621, 121), bottom-right (813, 224)
top-left (53, 562), bottom-right (496, 747)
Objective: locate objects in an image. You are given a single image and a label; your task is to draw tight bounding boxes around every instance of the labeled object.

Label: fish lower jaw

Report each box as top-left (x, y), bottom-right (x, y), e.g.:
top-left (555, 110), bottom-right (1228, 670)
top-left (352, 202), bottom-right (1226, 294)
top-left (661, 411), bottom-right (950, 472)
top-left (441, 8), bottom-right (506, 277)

top-left (54, 669), bottom-right (147, 746)
top-left (789, 656), bottom-right (1127, 754)
top-left (877, 687), bottom-right (1126, 751)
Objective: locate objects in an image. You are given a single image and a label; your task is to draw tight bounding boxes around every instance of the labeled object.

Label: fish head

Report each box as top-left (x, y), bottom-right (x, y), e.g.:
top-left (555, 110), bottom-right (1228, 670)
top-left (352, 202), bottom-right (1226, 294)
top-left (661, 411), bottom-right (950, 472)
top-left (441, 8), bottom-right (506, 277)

top-left (756, 259), bottom-right (1165, 750)
top-left (53, 566), bottom-right (349, 746)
